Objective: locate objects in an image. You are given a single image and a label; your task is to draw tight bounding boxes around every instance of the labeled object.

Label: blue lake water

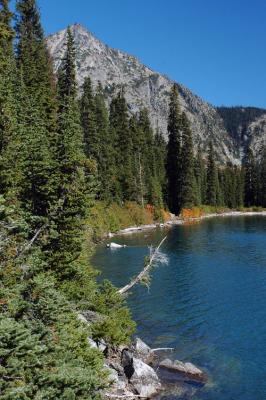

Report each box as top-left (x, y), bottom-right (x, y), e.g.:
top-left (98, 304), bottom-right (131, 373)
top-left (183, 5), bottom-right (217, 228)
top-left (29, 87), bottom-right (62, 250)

top-left (92, 216), bottom-right (266, 400)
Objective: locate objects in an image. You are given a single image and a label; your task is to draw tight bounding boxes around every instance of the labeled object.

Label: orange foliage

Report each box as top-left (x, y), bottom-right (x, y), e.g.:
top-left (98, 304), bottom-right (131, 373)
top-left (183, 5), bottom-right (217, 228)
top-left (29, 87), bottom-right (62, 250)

top-left (181, 207), bottom-right (204, 220)
top-left (145, 204), bottom-right (155, 215)
top-left (160, 209), bottom-right (172, 222)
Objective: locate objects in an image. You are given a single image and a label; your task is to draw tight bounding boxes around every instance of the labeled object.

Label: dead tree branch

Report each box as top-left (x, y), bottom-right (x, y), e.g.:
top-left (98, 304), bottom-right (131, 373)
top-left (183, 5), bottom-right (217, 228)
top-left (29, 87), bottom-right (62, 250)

top-left (118, 236), bottom-right (167, 295)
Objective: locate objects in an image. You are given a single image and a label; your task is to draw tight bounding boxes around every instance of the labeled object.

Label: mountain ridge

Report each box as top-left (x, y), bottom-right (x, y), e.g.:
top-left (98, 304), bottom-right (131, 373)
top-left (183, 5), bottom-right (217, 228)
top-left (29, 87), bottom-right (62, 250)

top-left (46, 24), bottom-right (266, 164)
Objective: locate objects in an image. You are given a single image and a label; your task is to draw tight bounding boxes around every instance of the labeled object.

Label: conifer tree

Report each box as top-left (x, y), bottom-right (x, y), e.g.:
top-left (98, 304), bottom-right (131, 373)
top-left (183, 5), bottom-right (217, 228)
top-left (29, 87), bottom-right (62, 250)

top-left (94, 84), bottom-right (116, 202)
top-left (259, 146), bottom-right (266, 207)
top-left (244, 146), bottom-right (257, 207)
top-left (109, 89), bottom-right (134, 201)
top-left (51, 27), bottom-right (90, 278)
top-left (206, 141), bottom-right (218, 206)
top-left (194, 146), bottom-right (206, 205)
top-left (0, 0), bottom-right (16, 168)
top-left (16, 0), bottom-right (57, 139)
top-left (166, 84), bottom-right (182, 214)
top-left (1, 0), bottom-right (56, 222)
top-left (80, 76), bottom-right (98, 158)
top-left (180, 112), bottom-right (196, 209)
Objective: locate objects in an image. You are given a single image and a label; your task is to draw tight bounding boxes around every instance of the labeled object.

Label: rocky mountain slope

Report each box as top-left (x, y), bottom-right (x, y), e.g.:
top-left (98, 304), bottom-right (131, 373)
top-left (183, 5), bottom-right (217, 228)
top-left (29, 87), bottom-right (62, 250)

top-left (46, 24), bottom-right (266, 164)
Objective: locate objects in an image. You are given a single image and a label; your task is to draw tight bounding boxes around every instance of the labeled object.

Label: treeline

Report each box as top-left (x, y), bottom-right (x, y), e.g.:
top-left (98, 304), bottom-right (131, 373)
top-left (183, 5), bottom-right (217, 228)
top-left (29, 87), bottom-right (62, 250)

top-left (0, 1), bottom-right (134, 398)
top-left (79, 81), bottom-right (266, 216)
top-left (79, 81), bottom-right (166, 208)
top-left (165, 85), bottom-right (266, 214)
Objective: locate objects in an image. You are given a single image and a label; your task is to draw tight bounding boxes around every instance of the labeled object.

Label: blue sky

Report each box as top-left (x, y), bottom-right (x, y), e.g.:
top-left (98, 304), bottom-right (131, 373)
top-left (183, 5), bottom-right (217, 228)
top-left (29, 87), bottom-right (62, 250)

top-left (12, 0), bottom-right (266, 108)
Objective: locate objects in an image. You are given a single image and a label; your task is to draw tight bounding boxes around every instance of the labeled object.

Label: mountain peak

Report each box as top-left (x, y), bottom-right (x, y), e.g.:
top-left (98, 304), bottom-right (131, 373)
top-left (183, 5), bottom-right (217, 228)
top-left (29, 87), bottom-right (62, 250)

top-left (46, 25), bottom-right (266, 164)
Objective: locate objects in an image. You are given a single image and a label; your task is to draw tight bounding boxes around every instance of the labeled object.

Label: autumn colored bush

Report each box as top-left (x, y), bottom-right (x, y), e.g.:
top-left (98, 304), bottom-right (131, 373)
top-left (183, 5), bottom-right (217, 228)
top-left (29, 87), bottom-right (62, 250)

top-left (181, 207), bottom-right (204, 220)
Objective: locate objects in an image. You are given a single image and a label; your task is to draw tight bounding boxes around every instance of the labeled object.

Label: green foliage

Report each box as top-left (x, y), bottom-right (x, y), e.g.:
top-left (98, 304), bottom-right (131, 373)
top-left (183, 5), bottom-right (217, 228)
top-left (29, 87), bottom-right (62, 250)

top-left (206, 141), bottom-right (219, 206)
top-left (166, 84), bottom-right (182, 214)
top-left (180, 112), bottom-right (196, 209)
top-left (91, 281), bottom-right (136, 345)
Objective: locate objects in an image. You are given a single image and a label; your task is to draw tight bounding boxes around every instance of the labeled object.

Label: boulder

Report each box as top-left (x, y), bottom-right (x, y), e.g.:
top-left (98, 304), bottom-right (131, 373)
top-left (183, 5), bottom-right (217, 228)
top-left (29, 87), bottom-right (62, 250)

top-left (133, 337), bottom-right (152, 362)
top-left (130, 357), bottom-right (161, 397)
top-left (121, 349), bottom-right (134, 381)
top-left (159, 359), bottom-right (207, 383)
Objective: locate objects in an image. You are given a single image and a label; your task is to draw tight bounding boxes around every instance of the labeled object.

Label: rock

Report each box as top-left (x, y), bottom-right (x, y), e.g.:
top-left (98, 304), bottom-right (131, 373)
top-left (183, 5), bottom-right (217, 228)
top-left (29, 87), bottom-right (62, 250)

top-left (159, 359), bottom-right (207, 383)
top-left (133, 337), bottom-right (152, 363)
top-left (104, 364), bottom-right (119, 384)
top-left (77, 313), bottom-right (88, 324)
top-left (130, 357), bottom-right (161, 397)
top-left (81, 310), bottom-right (104, 324)
top-left (107, 242), bottom-right (126, 249)
top-left (108, 362), bottom-right (125, 376)
top-left (88, 337), bottom-right (107, 353)
top-left (121, 349), bottom-right (134, 381)
top-left (88, 338), bottom-right (98, 349)
top-left (134, 337), bottom-right (151, 355)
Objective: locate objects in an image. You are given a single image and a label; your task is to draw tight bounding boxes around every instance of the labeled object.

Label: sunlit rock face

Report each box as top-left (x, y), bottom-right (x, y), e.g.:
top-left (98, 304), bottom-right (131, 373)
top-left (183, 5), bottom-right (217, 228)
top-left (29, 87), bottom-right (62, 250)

top-left (47, 24), bottom-right (266, 164)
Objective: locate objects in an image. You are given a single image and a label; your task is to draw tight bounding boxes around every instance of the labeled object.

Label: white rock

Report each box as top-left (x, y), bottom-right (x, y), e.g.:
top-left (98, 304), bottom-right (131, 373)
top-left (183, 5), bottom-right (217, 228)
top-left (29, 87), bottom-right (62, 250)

top-left (131, 357), bottom-right (161, 397)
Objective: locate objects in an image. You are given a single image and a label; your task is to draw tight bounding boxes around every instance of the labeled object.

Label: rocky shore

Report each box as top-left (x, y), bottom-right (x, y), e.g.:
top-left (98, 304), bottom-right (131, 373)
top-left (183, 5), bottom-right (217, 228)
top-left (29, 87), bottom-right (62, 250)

top-left (78, 311), bottom-right (207, 399)
top-left (108, 211), bottom-right (266, 237)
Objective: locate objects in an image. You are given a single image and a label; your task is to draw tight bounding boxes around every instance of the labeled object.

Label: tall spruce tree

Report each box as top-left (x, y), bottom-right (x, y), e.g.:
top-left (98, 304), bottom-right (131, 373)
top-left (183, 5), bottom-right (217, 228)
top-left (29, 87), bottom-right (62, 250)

top-left (244, 146), bottom-right (257, 207)
top-left (80, 76), bottom-right (98, 158)
top-left (206, 141), bottom-right (218, 206)
top-left (16, 0), bottom-right (57, 139)
top-left (94, 84), bottom-right (116, 202)
top-left (109, 89), bottom-right (134, 201)
top-left (51, 27), bottom-right (90, 278)
top-left (166, 84), bottom-right (182, 214)
top-left (180, 112), bottom-right (196, 209)
top-left (194, 146), bottom-right (206, 205)
top-left (259, 146), bottom-right (266, 207)
top-left (0, 0), bottom-right (16, 178)
top-left (1, 0), bottom-right (56, 222)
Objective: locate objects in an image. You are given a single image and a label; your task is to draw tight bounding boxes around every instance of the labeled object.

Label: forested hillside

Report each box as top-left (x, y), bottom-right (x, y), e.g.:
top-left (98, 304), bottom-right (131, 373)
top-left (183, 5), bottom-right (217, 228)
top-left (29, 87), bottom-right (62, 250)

top-left (0, 0), bottom-right (265, 399)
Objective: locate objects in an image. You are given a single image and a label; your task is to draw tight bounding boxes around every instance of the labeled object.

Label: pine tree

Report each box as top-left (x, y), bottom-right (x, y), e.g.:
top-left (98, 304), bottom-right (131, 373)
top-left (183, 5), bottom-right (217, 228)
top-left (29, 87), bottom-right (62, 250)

top-left (1, 0), bottom-right (56, 222)
top-left (194, 146), bottom-right (206, 205)
top-left (57, 27), bottom-right (77, 100)
top-left (180, 112), bottom-right (196, 209)
top-left (259, 146), bottom-right (266, 207)
top-left (244, 146), bottom-right (257, 207)
top-left (51, 27), bottom-right (92, 278)
top-left (109, 89), bottom-right (135, 201)
top-left (94, 84), bottom-right (117, 202)
top-left (80, 76), bottom-right (98, 158)
top-left (166, 84), bottom-right (182, 214)
top-left (0, 0), bottom-right (16, 188)
top-left (206, 141), bottom-right (218, 206)
top-left (16, 0), bottom-right (57, 139)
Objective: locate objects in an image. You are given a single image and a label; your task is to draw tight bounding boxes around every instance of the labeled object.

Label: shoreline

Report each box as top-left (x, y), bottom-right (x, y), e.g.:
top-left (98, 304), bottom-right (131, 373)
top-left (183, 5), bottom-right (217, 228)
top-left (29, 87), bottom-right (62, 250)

top-left (110, 210), bottom-right (266, 236)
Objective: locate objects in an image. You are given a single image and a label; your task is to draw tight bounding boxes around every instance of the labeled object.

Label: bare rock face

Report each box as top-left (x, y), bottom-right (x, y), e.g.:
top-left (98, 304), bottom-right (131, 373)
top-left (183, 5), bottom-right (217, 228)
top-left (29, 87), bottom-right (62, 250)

top-left (46, 24), bottom-right (266, 165)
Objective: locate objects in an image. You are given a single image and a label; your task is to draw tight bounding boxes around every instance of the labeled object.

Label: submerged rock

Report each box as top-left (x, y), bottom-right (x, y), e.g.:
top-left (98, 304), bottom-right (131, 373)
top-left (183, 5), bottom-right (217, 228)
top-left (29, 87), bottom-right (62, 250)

top-left (159, 359), bottom-right (207, 383)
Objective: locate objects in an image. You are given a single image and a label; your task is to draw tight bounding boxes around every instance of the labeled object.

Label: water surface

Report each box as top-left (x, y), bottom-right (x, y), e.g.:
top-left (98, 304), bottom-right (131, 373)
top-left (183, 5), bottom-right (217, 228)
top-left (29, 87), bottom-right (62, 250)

top-left (92, 216), bottom-right (266, 400)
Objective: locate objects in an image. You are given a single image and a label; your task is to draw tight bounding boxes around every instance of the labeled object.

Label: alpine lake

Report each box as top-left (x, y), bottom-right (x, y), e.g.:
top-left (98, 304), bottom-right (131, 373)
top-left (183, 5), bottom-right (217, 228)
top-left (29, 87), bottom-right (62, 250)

top-left (92, 216), bottom-right (266, 400)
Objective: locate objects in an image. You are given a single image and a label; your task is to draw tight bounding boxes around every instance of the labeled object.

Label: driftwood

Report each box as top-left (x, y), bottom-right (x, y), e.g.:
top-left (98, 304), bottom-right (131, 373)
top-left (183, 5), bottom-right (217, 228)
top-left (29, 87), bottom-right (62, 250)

top-left (151, 347), bottom-right (174, 352)
top-left (118, 236), bottom-right (167, 295)
top-left (104, 394), bottom-right (147, 399)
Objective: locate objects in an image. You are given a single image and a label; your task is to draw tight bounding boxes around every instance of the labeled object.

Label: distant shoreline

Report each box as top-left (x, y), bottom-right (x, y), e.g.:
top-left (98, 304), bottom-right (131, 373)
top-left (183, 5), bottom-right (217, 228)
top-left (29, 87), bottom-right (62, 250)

top-left (110, 211), bottom-right (266, 236)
